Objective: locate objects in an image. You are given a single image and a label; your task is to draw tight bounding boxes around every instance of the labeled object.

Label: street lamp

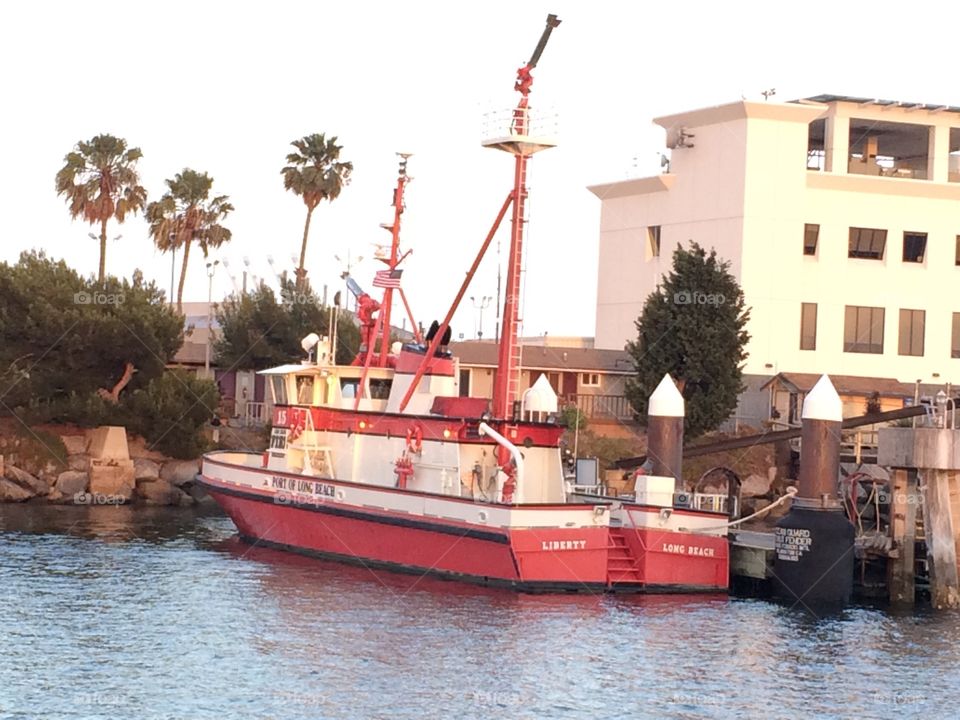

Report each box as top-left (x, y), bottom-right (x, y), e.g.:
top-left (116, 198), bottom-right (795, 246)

top-left (470, 295), bottom-right (492, 340)
top-left (205, 260), bottom-right (220, 377)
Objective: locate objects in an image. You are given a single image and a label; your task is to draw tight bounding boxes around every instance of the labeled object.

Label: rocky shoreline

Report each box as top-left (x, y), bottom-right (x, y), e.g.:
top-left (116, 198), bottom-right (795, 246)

top-left (0, 426), bottom-right (204, 506)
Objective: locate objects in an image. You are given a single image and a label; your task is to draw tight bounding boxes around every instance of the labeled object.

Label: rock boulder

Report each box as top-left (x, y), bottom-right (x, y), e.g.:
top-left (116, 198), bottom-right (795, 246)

top-left (136, 478), bottom-right (182, 506)
top-left (55, 471), bottom-right (89, 497)
top-left (68, 455), bottom-right (90, 472)
top-left (160, 459), bottom-right (200, 487)
top-left (134, 459), bottom-right (161, 481)
top-left (0, 478), bottom-right (33, 502)
top-left (4, 465), bottom-right (48, 496)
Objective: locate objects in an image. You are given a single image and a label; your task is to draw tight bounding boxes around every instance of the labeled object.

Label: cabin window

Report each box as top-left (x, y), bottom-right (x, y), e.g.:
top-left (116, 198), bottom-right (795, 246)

top-left (270, 376), bottom-right (288, 404)
top-left (340, 378), bottom-right (360, 399)
top-left (296, 375), bottom-right (314, 404)
top-left (459, 369), bottom-right (470, 397)
top-left (369, 378), bottom-right (392, 400)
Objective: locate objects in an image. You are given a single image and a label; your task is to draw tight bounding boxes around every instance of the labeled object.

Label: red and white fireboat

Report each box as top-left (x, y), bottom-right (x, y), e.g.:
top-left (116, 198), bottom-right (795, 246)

top-left (199, 15), bottom-right (730, 593)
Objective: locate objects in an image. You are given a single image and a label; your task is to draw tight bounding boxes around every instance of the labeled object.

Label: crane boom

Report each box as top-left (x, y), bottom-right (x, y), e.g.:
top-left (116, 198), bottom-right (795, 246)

top-left (515, 14), bottom-right (561, 97)
top-left (526, 13), bottom-right (561, 69)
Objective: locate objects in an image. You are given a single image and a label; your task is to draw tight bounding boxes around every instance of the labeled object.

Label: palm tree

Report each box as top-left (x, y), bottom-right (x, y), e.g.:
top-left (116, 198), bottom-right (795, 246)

top-left (282, 133), bottom-right (353, 289)
top-left (146, 169), bottom-right (233, 313)
top-left (55, 134), bottom-right (147, 284)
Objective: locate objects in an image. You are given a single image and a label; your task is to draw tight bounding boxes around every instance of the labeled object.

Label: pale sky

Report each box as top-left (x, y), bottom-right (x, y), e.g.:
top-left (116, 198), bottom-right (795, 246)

top-left (4, 1), bottom-right (960, 341)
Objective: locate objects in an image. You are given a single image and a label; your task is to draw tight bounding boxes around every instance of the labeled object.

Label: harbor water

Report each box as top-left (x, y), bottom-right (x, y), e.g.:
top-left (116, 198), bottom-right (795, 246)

top-left (1, 505), bottom-right (958, 720)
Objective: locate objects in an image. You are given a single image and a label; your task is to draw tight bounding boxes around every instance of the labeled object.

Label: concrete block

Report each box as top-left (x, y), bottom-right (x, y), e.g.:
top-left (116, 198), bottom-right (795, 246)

top-left (89, 460), bottom-right (135, 501)
top-left (87, 426), bottom-right (131, 461)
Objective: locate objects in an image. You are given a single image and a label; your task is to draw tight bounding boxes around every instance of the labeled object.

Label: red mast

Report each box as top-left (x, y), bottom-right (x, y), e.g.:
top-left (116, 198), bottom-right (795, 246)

top-left (489, 14), bottom-right (561, 419)
top-left (396, 15), bottom-right (560, 416)
top-left (376, 153), bottom-right (418, 365)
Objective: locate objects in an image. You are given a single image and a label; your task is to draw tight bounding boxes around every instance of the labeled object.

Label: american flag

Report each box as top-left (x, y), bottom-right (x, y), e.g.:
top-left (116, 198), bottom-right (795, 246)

top-left (372, 268), bottom-right (403, 289)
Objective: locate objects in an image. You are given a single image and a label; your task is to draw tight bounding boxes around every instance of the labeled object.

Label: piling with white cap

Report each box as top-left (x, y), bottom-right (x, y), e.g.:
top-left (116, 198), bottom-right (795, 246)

top-left (797, 374), bottom-right (844, 503)
top-left (646, 374), bottom-right (684, 480)
top-left (773, 374), bottom-right (854, 607)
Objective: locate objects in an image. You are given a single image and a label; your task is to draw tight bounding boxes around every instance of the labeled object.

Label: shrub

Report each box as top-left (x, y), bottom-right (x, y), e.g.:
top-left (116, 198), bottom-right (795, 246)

top-left (124, 371), bottom-right (219, 459)
top-left (20, 391), bottom-right (116, 427)
top-left (0, 426), bottom-right (69, 476)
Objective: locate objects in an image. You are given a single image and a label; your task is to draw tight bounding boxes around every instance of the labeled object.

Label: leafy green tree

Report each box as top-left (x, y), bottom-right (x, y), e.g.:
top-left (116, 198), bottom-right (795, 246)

top-left (125, 371), bottom-right (219, 458)
top-left (55, 134), bottom-right (147, 284)
top-left (214, 279), bottom-right (359, 370)
top-left (624, 243), bottom-right (750, 438)
top-left (0, 251), bottom-right (182, 411)
top-left (146, 169), bottom-right (233, 313)
top-left (282, 134), bottom-right (353, 289)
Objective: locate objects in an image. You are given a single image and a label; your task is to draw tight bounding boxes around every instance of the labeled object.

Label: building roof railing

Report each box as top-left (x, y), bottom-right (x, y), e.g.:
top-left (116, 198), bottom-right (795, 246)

top-left (802, 94), bottom-right (960, 115)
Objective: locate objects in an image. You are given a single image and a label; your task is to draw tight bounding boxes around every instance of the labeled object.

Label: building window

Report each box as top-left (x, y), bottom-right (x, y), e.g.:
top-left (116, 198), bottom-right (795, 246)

top-left (581, 372), bottom-right (600, 387)
top-left (803, 224), bottom-right (819, 256)
top-left (800, 303), bottom-right (817, 350)
top-left (953, 313), bottom-right (960, 359)
top-left (847, 120), bottom-right (929, 180)
top-left (898, 309), bottom-right (925, 357)
top-left (788, 392), bottom-right (800, 425)
top-left (848, 227), bottom-right (887, 260)
top-left (903, 232), bottom-right (927, 263)
top-left (955, 235), bottom-right (960, 266)
top-left (844, 306), bottom-right (885, 354)
top-left (647, 226), bottom-right (661, 258)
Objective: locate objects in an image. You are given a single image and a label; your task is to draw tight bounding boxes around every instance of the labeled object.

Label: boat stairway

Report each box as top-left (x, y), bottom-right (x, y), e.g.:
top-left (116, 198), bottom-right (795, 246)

top-left (606, 529), bottom-right (642, 585)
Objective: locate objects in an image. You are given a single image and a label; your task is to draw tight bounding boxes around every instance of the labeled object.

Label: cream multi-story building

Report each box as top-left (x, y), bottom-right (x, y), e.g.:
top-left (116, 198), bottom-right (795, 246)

top-left (590, 94), bottom-right (960, 423)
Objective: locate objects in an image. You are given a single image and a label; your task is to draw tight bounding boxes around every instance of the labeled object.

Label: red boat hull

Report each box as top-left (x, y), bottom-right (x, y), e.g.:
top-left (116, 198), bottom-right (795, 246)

top-left (201, 478), bottom-right (728, 594)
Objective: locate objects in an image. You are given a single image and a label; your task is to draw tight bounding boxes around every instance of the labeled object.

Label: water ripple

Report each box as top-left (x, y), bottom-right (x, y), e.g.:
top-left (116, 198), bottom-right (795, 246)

top-left (1, 505), bottom-right (958, 720)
